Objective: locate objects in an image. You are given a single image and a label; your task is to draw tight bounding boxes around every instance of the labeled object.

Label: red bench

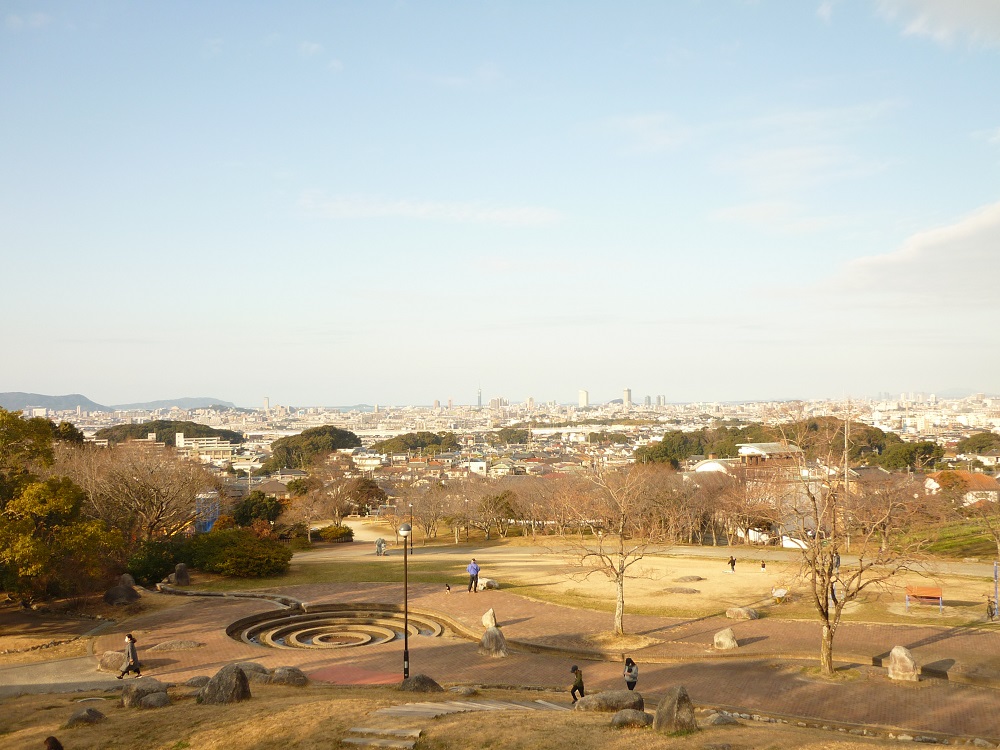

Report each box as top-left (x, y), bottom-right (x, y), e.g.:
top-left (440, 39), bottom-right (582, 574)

top-left (905, 586), bottom-right (943, 614)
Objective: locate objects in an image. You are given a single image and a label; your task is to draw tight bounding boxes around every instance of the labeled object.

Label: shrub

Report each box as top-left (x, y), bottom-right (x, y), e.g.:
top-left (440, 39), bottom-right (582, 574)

top-left (176, 529), bottom-right (292, 578)
top-left (126, 540), bottom-right (178, 585)
top-left (318, 525), bottom-right (354, 543)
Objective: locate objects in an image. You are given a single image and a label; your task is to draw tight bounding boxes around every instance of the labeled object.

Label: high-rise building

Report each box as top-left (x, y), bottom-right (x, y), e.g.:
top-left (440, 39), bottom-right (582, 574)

top-left (264, 396), bottom-right (270, 414)
top-left (526, 396), bottom-right (535, 410)
top-left (478, 387), bottom-right (482, 409)
top-left (433, 399), bottom-right (440, 409)
top-left (623, 388), bottom-right (632, 408)
top-left (644, 395), bottom-right (651, 407)
top-left (579, 389), bottom-right (589, 408)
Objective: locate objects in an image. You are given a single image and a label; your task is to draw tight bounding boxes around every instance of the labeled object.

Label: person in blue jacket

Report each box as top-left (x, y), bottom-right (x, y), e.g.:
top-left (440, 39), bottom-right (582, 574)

top-left (466, 558), bottom-right (480, 593)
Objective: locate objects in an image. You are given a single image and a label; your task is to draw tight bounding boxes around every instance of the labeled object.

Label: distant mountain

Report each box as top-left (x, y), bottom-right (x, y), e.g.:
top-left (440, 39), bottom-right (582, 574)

top-left (0, 392), bottom-right (111, 412)
top-left (111, 397), bottom-right (236, 410)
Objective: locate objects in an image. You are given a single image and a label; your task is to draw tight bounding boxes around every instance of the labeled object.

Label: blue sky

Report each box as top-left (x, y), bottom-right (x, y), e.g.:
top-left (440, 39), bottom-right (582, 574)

top-left (2, 1), bottom-right (999, 408)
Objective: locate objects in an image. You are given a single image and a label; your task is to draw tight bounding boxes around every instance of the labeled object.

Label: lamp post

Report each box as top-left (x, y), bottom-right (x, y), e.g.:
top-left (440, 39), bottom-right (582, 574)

top-left (399, 522), bottom-right (411, 679)
top-left (409, 503), bottom-right (414, 552)
top-left (464, 499), bottom-right (469, 542)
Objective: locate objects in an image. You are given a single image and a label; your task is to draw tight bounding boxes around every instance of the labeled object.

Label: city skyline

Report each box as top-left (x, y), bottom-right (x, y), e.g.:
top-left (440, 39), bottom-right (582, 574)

top-left (2, 2), bottom-right (999, 407)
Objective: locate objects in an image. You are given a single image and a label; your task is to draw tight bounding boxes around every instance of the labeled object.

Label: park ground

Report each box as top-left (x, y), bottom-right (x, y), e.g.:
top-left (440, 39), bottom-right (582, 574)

top-left (3, 518), bottom-right (1000, 749)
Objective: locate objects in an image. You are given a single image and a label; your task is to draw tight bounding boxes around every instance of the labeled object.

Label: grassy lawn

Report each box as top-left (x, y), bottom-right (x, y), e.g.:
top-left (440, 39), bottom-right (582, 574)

top-left (920, 520), bottom-right (998, 559)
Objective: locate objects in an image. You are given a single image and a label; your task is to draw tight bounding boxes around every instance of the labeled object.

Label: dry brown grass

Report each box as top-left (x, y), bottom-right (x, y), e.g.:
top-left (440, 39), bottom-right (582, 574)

top-left (1, 683), bottom-right (905, 750)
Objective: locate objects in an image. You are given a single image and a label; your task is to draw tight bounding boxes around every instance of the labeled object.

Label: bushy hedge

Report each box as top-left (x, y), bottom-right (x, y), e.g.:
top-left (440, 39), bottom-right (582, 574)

top-left (318, 524), bottom-right (354, 543)
top-left (178, 529), bottom-right (292, 578)
top-left (126, 540), bottom-right (178, 586)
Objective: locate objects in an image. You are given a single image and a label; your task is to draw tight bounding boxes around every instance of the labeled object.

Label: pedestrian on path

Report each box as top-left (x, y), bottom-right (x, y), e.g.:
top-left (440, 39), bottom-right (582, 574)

top-left (117, 633), bottom-right (141, 679)
top-left (760, 560), bottom-right (766, 573)
top-left (623, 657), bottom-right (638, 691)
top-left (570, 664), bottom-right (585, 703)
top-left (467, 558), bottom-right (480, 593)
top-left (728, 556), bottom-right (736, 573)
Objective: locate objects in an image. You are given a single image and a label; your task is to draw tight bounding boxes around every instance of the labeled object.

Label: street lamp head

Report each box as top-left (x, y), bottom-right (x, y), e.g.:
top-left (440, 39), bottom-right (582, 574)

top-left (399, 523), bottom-right (412, 538)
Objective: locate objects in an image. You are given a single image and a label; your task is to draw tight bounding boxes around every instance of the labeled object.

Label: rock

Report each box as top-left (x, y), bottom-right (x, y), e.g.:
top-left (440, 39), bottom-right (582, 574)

top-left (477, 578), bottom-right (499, 591)
top-left (199, 664), bottom-right (252, 705)
top-left (887, 645), bottom-right (919, 682)
top-left (713, 628), bottom-right (739, 650)
top-left (666, 587), bottom-right (700, 594)
top-left (139, 691), bottom-right (171, 708)
top-left (64, 707), bottom-right (106, 727)
top-left (674, 575), bottom-right (705, 582)
top-left (399, 674), bottom-right (443, 692)
top-left (185, 676), bottom-right (210, 688)
top-left (235, 661), bottom-right (272, 684)
top-left (269, 667), bottom-right (308, 687)
top-left (174, 563), bottom-right (190, 586)
top-left (118, 573), bottom-right (136, 588)
top-left (478, 626), bottom-right (509, 658)
top-left (121, 678), bottom-right (169, 708)
top-left (611, 709), bottom-right (653, 728)
top-left (725, 607), bottom-right (758, 620)
top-left (574, 690), bottom-right (644, 713)
top-left (653, 685), bottom-right (698, 734)
top-left (98, 650), bottom-right (127, 673)
top-left (149, 640), bottom-right (204, 652)
top-left (482, 608), bottom-right (497, 628)
top-left (450, 685), bottom-right (479, 696)
top-left (166, 574), bottom-right (176, 584)
top-left (103, 585), bottom-right (140, 606)
top-left (706, 713), bottom-right (741, 726)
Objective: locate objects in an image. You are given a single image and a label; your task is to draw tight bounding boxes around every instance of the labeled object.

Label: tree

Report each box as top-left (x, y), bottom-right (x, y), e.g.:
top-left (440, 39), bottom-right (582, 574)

top-left (0, 408), bottom-right (55, 505)
top-left (775, 421), bottom-right (926, 676)
top-left (233, 490), bottom-right (283, 526)
top-left (956, 432), bottom-right (1000, 456)
top-left (556, 464), bottom-right (675, 636)
top-left (262, 425), bottom-right (361, 472)
top-left (94, 420), bottom-right (244, 447)
top-left (58, 441), bottom-right (213, 546)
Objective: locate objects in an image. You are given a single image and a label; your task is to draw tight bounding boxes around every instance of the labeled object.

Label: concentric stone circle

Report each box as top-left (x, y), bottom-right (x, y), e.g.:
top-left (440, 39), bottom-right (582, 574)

top-left (227, 605), bottom-right (449, 650)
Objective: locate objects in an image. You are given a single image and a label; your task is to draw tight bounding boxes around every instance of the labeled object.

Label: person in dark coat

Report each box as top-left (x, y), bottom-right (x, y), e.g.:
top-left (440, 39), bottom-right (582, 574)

top-left (118, 633), bottom-right (141, 678)
top-left (570, 664), bottom-right (585, 702)
top-left (623, 657), bottom-right (638, 690)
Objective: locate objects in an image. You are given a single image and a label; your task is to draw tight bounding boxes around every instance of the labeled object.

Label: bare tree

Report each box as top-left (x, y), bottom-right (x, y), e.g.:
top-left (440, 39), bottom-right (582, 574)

top-left (776, 421), bottom-right (927, 676)
top-left (556, 464), bottom-right (675, 636)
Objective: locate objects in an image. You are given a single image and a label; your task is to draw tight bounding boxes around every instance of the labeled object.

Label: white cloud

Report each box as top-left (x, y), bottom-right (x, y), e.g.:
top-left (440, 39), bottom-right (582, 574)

top-left (298, 192), bottom-right (562, 226)
top-left (6, 12), bottom-right (51, 30)
top-left (876, 0), bottom-right (1000, 47)
top-left (299, 41), bottom-right (323, 56)
top-left (839, 199), bottom-right (1000, 304)
top-left (816, 1), bottom-right (837, 23)
top-left (419, 64), bottom-right (504, 89)
top-left (605, 114), bottom-right (691, 153)
top-left (327, 59), bottom-right (344, 72)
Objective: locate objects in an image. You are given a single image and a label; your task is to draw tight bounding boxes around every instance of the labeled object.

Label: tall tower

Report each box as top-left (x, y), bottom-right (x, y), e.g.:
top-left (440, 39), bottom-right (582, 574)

top-left (477, 387), bottom-right (482, 409)
top-left (263, 397), bottom-right (270, 414)
top-left (623, 388), bottom-right (632, 408)
top-left (579, 389), bottom-right (589, 408)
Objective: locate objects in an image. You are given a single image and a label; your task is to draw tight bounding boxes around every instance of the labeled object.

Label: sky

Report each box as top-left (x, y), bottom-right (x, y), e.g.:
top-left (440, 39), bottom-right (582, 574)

top-left (2, 1), bottom-right (999, 408)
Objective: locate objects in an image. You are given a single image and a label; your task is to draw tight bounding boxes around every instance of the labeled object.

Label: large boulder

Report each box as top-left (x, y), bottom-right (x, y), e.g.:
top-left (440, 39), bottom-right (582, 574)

top-left (887, 645), bottom-right (919, 682)
top-left (139, 691), bottom-right (171, 709)
top-left (173, 563), bottom-right (191, 586)
top-left (199, 664), bottom-right (252, 705)
top-left (478, 626), bottom-right (509, 658)
top-left (98, 650), bottom-right (126, 673)
top-left (64, 707), bottom-right (106, 727)
top-left (482, 608), bottom-right (497, 628)
top-left (235, 661), bottom-right (272, 684)
top-left (185, 675), bottom-right (210, 688)
top-left (118, 573), bottom-right (136, 588)
top-left (103, 585), bottom-right (140, 606)
top-left (574, 690), bottom-right (644, 713)
top-left (611, 709), bottom-right (654, 728)
top-left (713, 628), bottom-right (739, 650)
top-left (653, 686), bottom-right (698, 734)
top-left (269, 666), bottom-right (309, 687)
top-left (477, 578), bottom-right (499, 591)
top-left (725, 607), bottom-right (758, 620)
top-left (706, 712), bottom-right (741, 726)
top-left (120, 678), bottom-right (169, 708)
top-left (399, 674), bottom-right (443, 692)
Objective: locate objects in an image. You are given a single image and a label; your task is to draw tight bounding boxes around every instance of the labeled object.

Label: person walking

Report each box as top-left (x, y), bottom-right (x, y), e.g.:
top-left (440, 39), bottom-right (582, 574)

top-left (728, 556), bottom-right (736, 573)
top-left (117, 633), bottom-right (141, 679)
top-left (466, 558), bottom-right (480, 593)
top-left (623, 657), bottom-right (638, 691)
top-left (570, 664), bottom-right (585, 703)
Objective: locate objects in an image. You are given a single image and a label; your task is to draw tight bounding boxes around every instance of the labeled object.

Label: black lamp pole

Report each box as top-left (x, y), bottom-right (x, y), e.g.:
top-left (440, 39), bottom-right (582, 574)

top-left (399, 522), bottom-right (411, 679)
top-left (409, 504), bottom-right (414, 552)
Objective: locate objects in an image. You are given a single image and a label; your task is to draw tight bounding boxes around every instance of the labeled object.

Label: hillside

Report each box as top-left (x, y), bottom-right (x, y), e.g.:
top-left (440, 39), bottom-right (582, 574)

top-left (94, 420), bottom-right (245, 446)
top-left (0, 392), bottom-right (111, 412)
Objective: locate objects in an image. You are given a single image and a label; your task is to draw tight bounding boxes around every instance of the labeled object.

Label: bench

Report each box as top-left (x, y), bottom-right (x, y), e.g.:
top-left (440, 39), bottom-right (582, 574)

top-left (905, 586), bottom-right (943, 614)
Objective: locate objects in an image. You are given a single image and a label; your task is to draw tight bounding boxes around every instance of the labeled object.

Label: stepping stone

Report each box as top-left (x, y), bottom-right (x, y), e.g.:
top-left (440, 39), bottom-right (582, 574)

top-left (349, 728), bottom-right (421, 739)
top-left (341, 738), bottom-right (415, 749)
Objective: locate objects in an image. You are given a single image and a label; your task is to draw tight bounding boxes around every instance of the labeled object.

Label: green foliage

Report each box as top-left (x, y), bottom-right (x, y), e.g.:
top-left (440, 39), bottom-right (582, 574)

top-left (0, 408), bottom-right (55, 505)
top-left (318, 524), bottom-right (355, 543)
top-left (233, 490), bottom-right (283, 526)
top-left (587, 431), bottom-right (629, 444)
top-left (262, 425), bottom-right (362, 471)
top-left (176, 528), bottom-right (292, 577)
top-left (93, 420), bottom-right (245, 447)
top-left (871, 441), bottom-right (942, 470)
top-left (494, 428), bottom-right (530, 445)
top-left (127, 539), bottom-right (178, 586)
top-left (956, 432), bottom-right (1000, 455)
top-left (371, 431), bottom-right (459, 455)
top-left (51, 420), bottom-right (85, 443)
